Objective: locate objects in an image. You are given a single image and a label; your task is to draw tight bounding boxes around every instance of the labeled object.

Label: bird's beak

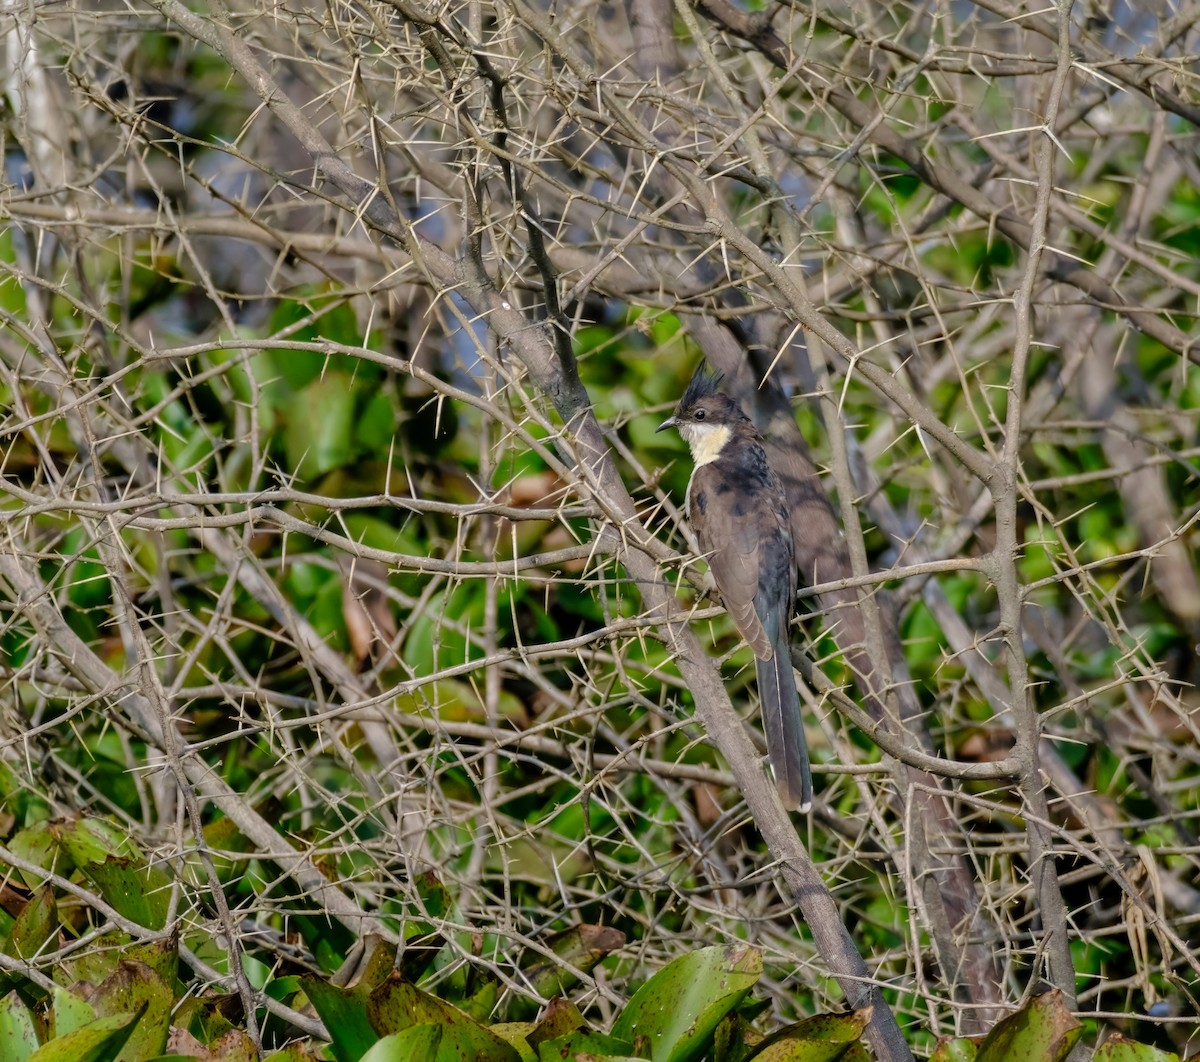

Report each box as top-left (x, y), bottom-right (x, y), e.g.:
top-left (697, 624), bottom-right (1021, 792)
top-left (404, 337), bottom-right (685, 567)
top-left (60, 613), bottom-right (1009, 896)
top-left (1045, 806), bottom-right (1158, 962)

top-left (656, 415), bottom-right (678, 434)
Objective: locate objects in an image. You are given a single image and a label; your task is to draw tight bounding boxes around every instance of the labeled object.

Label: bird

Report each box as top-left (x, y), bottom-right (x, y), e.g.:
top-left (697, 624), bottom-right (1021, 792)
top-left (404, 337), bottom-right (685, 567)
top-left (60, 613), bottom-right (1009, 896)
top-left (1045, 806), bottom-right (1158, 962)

top-left (657, 363), bottom-right (811, 811)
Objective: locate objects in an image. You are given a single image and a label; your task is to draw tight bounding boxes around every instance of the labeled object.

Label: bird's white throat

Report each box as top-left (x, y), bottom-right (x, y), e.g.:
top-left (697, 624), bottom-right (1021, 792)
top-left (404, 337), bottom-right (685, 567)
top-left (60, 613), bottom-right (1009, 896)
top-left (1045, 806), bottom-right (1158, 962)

top-left (681, 423), bottom-right (732, 467)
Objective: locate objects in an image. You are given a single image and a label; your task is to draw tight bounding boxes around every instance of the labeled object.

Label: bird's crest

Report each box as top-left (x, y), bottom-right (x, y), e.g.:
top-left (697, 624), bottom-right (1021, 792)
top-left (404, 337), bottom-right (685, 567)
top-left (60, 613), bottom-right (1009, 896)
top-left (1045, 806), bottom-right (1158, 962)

top-left (679, 362), bottom-right (724, 411)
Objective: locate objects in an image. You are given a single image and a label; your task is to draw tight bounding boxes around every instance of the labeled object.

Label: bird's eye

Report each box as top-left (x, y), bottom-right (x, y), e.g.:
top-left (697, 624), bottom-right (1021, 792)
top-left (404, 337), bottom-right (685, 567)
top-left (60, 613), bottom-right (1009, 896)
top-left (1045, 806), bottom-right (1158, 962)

top-left (694, 409), bottom-right (707, 421)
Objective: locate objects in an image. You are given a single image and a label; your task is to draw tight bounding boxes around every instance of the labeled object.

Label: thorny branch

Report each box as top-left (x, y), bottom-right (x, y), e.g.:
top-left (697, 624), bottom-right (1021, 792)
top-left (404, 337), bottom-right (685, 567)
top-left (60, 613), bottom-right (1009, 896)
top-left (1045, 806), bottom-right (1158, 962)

top-left (2, 0), bottom-right (1199, 1056)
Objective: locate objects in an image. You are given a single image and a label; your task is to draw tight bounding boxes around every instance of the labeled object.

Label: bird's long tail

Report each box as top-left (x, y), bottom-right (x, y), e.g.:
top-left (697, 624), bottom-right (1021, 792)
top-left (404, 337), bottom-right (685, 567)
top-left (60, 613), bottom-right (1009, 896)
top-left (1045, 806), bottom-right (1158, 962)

top-left (756, 632), bottom-right (811, 811)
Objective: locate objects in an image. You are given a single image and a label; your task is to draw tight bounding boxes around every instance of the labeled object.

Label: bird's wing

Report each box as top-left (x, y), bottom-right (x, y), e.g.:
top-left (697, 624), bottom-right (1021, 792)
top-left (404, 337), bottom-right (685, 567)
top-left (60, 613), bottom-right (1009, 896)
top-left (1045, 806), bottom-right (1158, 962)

top-left (689, 464), bottom-right (773, 658)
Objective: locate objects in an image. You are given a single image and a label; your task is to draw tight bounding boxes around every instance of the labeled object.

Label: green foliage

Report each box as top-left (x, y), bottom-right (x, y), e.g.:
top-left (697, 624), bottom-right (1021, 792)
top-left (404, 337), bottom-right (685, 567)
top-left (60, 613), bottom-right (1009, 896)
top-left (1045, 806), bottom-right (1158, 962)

top-left (1093, 1036), bottom-right (1181, 1062)
top-left (4, 924), bottom-right (1176, 1062)
top-left (294, 946), bottom-right (871, 1062)
top-left (0, 991), bottom-right (40, 1062)
top-left (611, 945), bottom-right (760, 1061)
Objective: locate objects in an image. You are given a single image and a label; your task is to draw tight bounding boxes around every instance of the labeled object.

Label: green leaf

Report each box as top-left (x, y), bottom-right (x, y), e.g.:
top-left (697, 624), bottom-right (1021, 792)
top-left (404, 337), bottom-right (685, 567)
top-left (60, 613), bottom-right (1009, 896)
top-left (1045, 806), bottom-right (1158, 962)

top-left (975, 991), bottom-right (1082, 1062)
top-left (271, 346), bottom-right (328, 391)
top-left (712, 1010), bottom-right (758, 1062)
top-left (122, 935), bottom-right (179, 992)
top-left (0, 763), bottom-right (51, 830)
top-left (284, 374), bottom-right (356, 480)
top-left (393, 678), bottom-right (523, 727)
top-left (0, 232), bottom-right (29, 317)
top-left (339, 513), bottom-right (424, 559)
top-left (298, 977), bottom-right (375, 1062)
top-left (360, 1027), bottom-right (441, 1062)
top-left (79, 858), bottom-right (173, 932)
top-left (0, 990), bottom-right (39, 1062)
top-left (413, 871), bottom-right (451, 921)
top-left (749, 1008), bottom-right (870, 1061)
top-left (196, 1030), bottom-right (257, 1062)
top-left (263, 1048), bottom-right (319, 1062)
top-left (1093, 1034), bottom-right (1181, 1062)
top-left (172, 993), bottom-right (238, 1046)
top-left (355, 390), bottom-right (396, 452)
top-left (57, 819), bottom-right (132, 866)
top-left (366, 975), bottom-right (519, 1060)
top-left (490, 1023), bottom-right (537, 1062)
top-left (363, 1023), bottom-right (521, 1062)
top-left (930, 1037), bottom-right (980, 1062)
top-left (611, 946), bottom-right (762, 1062)
top-left (536, 1028), bottom-right (636, 1061)
top-left (459, 980), bottom-right (499, 1023)
top-left (4, 886), bottom-right (57, 961)
top-left (267, 293), bottom-right (364, 354)
top-left (54, 940), bottom-right (122, 989)
top-left (51, 988), bottom-right (98, 1038)
top-left (7, 822), bottom-right (62, 889)
top-left (26, 1009), bottom-right (144, 1062)
top-left (89, 961), bottom-right (173, 1062)
top-left (527, 998), bottom-right (585, 1046)
top-left (401, 586), bottom-right (487, 676)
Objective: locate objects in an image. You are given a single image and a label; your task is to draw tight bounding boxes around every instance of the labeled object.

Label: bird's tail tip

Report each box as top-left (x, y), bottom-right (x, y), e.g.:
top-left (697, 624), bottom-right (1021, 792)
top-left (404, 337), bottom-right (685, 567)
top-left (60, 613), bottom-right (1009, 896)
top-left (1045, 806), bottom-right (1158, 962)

top-left (778, 777), bottom-right (813, 813)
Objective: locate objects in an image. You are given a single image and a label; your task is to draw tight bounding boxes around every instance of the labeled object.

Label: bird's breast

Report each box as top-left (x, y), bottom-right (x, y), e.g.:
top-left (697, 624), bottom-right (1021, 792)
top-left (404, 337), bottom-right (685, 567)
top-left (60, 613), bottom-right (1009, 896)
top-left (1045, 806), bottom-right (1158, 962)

top-left (682, 423), bottom-right (732, 467)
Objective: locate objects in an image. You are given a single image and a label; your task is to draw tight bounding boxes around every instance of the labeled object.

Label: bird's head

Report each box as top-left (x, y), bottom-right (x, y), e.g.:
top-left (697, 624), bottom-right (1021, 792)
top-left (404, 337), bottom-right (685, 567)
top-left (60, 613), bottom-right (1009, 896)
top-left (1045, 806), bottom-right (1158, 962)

top-left (656, 363), bottom-right (751, 466)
